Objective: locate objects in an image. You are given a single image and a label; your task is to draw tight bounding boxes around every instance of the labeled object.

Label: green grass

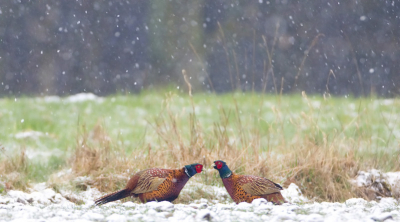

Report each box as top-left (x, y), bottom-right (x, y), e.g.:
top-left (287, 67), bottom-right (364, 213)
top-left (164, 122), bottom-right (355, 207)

top-left (1, 92), bottom-right (398, 155)
top-left (0, 90), bottom-right (399, 201)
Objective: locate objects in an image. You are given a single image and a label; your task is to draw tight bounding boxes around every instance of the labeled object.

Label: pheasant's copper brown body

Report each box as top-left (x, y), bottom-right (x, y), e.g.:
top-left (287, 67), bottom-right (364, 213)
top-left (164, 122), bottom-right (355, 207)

top-left (95, 164), bottom-right (202, 205)
top-left (221, 173), bottom-right (286, 204)
top-left (214, 160), bottom-right (286, 205)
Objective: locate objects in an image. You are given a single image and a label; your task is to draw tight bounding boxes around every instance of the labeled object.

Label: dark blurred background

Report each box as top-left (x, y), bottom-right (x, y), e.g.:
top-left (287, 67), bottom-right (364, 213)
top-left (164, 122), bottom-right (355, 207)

top-left (0, 0), bottom-right (399, 97)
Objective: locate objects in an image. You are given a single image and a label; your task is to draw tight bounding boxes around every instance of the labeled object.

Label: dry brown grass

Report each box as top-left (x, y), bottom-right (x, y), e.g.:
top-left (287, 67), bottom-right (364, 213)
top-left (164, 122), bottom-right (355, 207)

top-left (0, 145), bottom-right (30, 191)
top-left (40, 76), bottom-right (397, 202)
top-left (278, 140), bottom-right (359, 201)
top-left (49, 88), bottom-right (373, 203)
top-left (48, 123), bottom-right (135, 193)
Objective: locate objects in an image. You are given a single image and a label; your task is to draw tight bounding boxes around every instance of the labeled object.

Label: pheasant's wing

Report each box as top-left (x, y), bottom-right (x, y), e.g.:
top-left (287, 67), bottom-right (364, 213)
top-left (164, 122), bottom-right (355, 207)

top-left (238, 175), bottom-right (283, 196)
top-left (132, 168), bottom-right (172, 194)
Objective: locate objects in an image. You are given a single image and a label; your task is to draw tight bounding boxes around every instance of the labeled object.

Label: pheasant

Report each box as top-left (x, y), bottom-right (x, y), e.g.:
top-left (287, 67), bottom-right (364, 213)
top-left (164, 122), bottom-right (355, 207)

top-left (95, 163), bottom-right (203, 205)
top-left (213, 160), bottom-right (286, 205)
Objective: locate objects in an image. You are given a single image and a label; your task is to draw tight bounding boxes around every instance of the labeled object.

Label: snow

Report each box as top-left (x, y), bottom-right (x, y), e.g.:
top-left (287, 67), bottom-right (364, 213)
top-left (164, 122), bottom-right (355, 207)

top-left (353, 169), bottom-right (385, 187)
top-left (14, 131), bottom-right (44, 139)
top-left (38, 93), bottom-right (103, 103)
top-left (65, 93), bottom-right (102, 103)
top-left (352, 169), bottom-right (400, 197)
top-left (386, 172), bottom-right (400, 188)
top-left (1, 181), bottom-right (399, 221)
top-left (281, 183), bottom-right (308, 203)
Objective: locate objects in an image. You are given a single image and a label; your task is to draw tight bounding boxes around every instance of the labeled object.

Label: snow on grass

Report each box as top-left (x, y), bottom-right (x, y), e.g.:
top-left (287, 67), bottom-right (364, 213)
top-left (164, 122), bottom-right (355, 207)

top-left (352, 169), bottom-right (400, 195)
top-left (385, 172), bottom-right (400, 189)
top-left (65, 93), bottom-right (103, 103)
top-left (353, 169), bottom-right (386, 187)
top-left (14, 131), bottom-right (45, 140)
top-left (1, 181), bottom-right (399, 222)
top-left (281, 183), bottom-right (308, 204)
top-left (39, 93), bottom-right (103, 103)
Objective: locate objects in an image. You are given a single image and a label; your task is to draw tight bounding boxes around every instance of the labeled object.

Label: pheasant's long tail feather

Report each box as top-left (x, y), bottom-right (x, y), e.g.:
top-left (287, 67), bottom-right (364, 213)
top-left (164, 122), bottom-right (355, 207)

top-left (264, 192), bottom-right (287, 205)
top-left (94, 189), bottom-right (131, 206)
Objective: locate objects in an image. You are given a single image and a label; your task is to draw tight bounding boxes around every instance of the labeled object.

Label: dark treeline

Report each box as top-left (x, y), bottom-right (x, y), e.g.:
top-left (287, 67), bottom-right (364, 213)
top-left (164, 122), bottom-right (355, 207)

top-left (0, 0), bottom-right (399, 97)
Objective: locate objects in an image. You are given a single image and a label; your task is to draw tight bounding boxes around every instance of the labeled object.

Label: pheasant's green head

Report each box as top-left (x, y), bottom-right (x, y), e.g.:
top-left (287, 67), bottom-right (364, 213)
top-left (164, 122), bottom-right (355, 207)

top-left (213, 160), bottom-right (232, 178)
top-left (184, 163), bottom-right (203, 178)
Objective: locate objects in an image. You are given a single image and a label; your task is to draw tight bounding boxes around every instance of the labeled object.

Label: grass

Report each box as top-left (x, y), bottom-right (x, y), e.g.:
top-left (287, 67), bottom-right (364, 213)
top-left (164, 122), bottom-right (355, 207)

top-left (0, 90), bottom-right (399, 202)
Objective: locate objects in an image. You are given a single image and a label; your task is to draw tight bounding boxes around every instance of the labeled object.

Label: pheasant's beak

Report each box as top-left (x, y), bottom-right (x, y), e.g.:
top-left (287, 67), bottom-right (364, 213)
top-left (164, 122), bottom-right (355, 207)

top-left (213, 163), bottom-right (218, 170)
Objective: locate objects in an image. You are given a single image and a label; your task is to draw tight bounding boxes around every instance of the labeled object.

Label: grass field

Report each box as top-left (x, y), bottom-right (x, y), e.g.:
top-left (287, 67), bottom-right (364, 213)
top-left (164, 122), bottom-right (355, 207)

top-left (0, 90), bottom-right (399, 202)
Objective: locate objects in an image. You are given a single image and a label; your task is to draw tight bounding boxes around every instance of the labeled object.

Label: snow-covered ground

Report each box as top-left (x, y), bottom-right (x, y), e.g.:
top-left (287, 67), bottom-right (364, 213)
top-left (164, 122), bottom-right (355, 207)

top-left (38, 93), bottom-right (104, 103)
top-left (0, 181), bottom-right (399, 222)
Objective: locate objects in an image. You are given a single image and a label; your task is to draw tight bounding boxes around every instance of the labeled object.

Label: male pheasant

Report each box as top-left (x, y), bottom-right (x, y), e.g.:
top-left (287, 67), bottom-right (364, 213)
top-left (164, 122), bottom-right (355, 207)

top-left (213, 160), bottom-right (286, 205)
top-left (95, 163), bottom-right (203, 205)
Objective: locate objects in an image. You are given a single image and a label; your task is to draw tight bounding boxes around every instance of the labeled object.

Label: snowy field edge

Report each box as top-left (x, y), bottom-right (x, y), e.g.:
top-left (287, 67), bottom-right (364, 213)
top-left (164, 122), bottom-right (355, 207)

top-left (1, 174), bottom-right (399, 222)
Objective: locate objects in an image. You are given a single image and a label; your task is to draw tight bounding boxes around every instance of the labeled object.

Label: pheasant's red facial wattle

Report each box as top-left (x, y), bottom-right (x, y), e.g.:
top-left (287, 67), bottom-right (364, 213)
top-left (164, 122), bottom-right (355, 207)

top-left (215, 161), bottom-right (223, 170)
top-left (195, 164), bottom-right (203, 173)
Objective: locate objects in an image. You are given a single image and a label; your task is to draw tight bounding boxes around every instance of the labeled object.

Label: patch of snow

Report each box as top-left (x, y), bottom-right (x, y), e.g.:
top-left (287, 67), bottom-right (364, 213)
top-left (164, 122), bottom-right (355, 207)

top-left (82, 211), bottom-right (105, 221)
top-left (378, 198), bottom-right (397, 208)
top-left (235, 201), bottom-right (252, 211)
top-left (353, 169), bottom-right (384, 187)
top-left (73, 176), bottom-right (91, 184)
top-left (7, 185), bottom-right (68, 205)
top-left (65, 93), bottom-right (102, 103)
top-left (370, 213), bottom-right (394, 222)
top-left (56, 168), bottom-right (73, 178)
top-left (37, 93), bottom-right (103, 103)
top-left (145, 201), bottom-right (174, 212)
top-left (189, 202), bottom-right (208, 209)
top-left (122, 201), bottom-right (136, 207)
top-left (345, 198), bottom-right (367, 206)
top-left (1, 181), bottom-right (400, 221)
top-left (385, 172), bottom-right (400, 188)
top-left (25, 149), bottom-right (64, 159)
top-left (196, 209), bottom-right (215, 221)
top-left (107, 213), bottom-right (127, 222)
top-left (15, 131), bottom-right (44, 139)
top-left (281, 183), bottom-right (308, 203)
top-left (180, 180), bottom-right (231, 202)
top-left (352, 169), bottom-right (400, 198)
top-left (251, 197), bottom-right (268, 207)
